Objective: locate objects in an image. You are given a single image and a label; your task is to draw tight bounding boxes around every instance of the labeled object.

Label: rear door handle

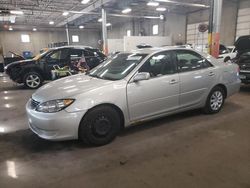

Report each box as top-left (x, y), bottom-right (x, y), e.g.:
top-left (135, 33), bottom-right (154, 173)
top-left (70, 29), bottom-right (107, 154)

top-left (169, 79), bottom-right (178, 85)
top-left (208, 72), bottom-right (215, 76)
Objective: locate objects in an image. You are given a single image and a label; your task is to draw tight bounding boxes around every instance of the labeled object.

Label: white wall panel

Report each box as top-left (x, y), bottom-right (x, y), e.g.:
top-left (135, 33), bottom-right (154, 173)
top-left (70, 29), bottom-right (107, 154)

top-left (236, 8), bottom-right (250, 39)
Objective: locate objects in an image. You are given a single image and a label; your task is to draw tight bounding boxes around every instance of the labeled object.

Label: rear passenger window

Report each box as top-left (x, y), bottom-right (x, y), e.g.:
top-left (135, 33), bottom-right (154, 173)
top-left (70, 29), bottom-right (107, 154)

top-left (70, 49), bottom-right (83, 61)
top-left (84, 50), bottom-right (95, 57)
top-left (176, 50), bottom-right (212, 72)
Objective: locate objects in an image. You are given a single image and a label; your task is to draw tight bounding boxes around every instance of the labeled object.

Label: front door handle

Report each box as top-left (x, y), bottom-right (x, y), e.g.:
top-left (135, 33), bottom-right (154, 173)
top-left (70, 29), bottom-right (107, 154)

top-left (208, 72), bottom-right (215, 76)
top-left (169, 79), bottom-right (178, 85)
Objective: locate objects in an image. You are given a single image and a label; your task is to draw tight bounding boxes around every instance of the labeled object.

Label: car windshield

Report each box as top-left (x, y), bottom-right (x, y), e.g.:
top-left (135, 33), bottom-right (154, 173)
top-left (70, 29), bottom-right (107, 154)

top-left (88, 53), bottom-right (147, 80)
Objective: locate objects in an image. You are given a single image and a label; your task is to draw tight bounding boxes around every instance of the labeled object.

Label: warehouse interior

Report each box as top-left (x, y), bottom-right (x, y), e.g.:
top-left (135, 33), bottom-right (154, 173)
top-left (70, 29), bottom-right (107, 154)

top-left (0, 0), bottom-right (250, 187)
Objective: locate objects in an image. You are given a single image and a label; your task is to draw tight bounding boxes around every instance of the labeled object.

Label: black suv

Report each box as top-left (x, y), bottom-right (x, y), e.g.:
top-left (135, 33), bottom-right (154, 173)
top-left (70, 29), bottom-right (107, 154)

top-left (5, 46), bottom-right (106, 89)
top-left (233, 35), bottom-right (250, 84)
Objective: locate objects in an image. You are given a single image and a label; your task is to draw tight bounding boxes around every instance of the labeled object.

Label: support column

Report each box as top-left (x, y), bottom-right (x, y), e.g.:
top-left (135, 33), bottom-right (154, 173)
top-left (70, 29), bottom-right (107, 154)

top-left (66, 24), bottom-right (70, 45)
top-left (209, 0), bottom-right (223, 58)
top-left (102, 8), bottom-right (108, 55)
top-left (208, 0), bottom-right (214, 55)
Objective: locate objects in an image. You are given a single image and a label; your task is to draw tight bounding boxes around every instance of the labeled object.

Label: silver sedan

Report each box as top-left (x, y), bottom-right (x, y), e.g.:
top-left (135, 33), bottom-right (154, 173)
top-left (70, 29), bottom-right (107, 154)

top-left (26, 48), bottom-right (241, 145)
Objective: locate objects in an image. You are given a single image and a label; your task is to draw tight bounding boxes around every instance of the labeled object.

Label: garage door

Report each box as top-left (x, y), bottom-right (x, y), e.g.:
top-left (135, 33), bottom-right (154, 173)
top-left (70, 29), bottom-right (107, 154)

top-left (186, 22), bottom-right (208, 52)
top-left (236, 8), bottom-right (250, 39)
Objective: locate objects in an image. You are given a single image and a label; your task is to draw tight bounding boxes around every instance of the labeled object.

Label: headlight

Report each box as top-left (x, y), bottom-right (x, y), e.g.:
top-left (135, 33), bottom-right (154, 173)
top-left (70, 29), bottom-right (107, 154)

top-left (36, 99), bottom-right (74, 113)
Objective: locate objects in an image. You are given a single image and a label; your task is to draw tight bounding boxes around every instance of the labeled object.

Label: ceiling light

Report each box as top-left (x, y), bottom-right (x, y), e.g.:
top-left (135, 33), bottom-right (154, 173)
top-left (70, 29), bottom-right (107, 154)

top-left (98, 18), bottom-right (102, 22)
top-left (9, 27), bottom-right (13, 31)
top-left (79, 25), bottom-right (84, 29)
top-left (10, 10), bottom-right (24, 15)
top-left (147, 1), bottom-right (159, 6)
top-left (156, 7), bottom-right (166, 11)
top-left (10, 20), bottom-right (15, 23)
top-left (33, 28), bottom-right (37, 31)
top-left (160, 14), bottom-right (164, 20)
top-left (49, 21), bottom-right (54, 25)
top-left (122, 8), bottom-right (132, 14)
top-left (81, 0), bottom-right (90, 4)
top-left (106, 23), bottom-right (112, 27)
top-left (62, 12), bottom-right (69, 16)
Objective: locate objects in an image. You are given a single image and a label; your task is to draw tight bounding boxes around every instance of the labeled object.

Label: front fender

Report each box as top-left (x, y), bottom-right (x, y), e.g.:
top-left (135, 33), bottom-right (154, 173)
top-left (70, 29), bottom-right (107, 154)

top-left (64, 80), bottom-right (130, 127)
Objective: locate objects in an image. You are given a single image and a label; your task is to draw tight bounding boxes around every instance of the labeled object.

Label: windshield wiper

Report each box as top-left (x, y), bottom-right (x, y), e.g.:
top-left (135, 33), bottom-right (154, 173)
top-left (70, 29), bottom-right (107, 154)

top-left (88, 74), bottom-right (107, 80)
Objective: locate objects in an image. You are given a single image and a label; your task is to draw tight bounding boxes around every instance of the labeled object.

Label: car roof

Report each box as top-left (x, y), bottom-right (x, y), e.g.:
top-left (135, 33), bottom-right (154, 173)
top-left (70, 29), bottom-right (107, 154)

top-left (124, 46), bottom-right (195, 55)
top-left (50, 45), bottom-right (96, 51)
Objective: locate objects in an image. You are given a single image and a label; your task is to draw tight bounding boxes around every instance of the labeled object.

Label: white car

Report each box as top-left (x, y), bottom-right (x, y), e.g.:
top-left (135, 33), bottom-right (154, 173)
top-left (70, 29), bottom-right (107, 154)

top-left (218, 44), bottom-right (237, 63)
top-left (26, 47), bottom-right (241, 146)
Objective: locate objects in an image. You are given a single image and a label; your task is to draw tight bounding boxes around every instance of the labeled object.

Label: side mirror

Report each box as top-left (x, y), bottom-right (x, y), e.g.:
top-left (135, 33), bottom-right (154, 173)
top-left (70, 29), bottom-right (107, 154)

top-left (133, 72), bottom-right (150, 82)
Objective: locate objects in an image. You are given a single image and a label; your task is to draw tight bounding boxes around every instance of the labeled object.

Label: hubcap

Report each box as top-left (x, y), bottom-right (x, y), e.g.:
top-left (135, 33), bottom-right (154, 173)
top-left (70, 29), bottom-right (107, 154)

top-left (92, 115), bottom-right (112, 136)
top-left (210, 91), bottom-right (223, 111)
top-left (26, 74), bottom-right (40, 88)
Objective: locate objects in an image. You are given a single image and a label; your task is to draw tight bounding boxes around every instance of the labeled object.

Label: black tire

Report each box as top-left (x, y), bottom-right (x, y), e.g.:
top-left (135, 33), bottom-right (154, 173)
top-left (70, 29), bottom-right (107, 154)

top-left (224, 56), bottom-right (230, 62)
top-left (79, 106), bottom-right (121, 146)
top-left (23, 71), bottom-right (43, 89)
top-left (203, 86), bottom-right (226, 114)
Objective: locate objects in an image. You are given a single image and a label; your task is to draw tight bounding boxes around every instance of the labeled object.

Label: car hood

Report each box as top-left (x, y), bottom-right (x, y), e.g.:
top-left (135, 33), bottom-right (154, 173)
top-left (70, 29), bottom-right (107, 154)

top-left (235, 35), bottom-right (250, 52)
top-left (32, 74), bottom-right (114, 102)
top-left (6, 59), bottom-right (36, 68)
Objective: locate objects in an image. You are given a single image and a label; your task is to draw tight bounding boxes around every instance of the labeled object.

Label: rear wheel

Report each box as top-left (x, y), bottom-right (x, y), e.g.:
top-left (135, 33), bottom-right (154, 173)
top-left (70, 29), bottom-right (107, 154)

top-left (23, 72), bottom-right (43, 89)
top-left (204, 86), bottom-right (225, 114)
top-left (79, 106), bottom-right (121, 146)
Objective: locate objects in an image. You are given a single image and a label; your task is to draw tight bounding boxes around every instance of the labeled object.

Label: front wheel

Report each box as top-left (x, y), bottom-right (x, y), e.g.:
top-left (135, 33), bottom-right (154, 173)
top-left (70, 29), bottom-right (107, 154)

top-left (23, 72), bottom-right (43, 89)
top-left (224, 56), bottom-right (231, 62)
top-left (79, 106), bottom-right (121, 146)
top-left (203, 86), bottom-right (225, 114)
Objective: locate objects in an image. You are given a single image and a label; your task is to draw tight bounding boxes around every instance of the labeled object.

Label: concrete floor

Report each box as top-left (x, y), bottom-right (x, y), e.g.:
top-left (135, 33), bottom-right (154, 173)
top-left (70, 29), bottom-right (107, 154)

top-left (0, 73), bottom-right (250, 188)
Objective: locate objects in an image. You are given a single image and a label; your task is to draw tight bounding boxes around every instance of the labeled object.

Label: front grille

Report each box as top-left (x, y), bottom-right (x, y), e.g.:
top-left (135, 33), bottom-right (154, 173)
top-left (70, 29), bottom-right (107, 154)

top-left (30, 99), bottom-right (40, 109)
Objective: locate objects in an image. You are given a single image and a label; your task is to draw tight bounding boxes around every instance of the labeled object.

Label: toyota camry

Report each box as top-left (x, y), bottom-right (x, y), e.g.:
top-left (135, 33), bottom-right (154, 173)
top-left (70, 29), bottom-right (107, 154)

top-left (26, 47), bottom-right (241, 146)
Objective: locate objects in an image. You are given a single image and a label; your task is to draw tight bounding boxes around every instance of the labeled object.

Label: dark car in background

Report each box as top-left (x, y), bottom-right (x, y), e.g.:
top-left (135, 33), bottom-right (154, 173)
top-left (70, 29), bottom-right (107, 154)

top-left (233, 35), bottom-right (250, 84)
top-left (5, 46), bottom-right (106, 89)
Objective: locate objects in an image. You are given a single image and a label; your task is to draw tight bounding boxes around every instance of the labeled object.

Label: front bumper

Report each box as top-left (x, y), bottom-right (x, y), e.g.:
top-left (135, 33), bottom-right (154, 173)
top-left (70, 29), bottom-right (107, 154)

top-left (26, 100), bottom-right (86, 141)
top-left (239, 71), bottom-right (250, 84)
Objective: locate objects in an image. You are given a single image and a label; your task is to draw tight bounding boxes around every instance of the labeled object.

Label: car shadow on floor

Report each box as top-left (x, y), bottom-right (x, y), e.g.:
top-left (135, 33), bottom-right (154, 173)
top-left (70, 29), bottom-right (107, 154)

top-left (240, 84), bottom-right (250, 93)
top-left (0, 100), bottom-right (243, 162)
top-left (0, 82), bottom-right (27, 91)
top-left (119, 101), bottom-right (242, 137)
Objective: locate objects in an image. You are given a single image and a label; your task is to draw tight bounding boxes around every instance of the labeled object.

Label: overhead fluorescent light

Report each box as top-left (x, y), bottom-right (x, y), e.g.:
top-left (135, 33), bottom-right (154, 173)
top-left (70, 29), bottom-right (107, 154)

top-left (122, 8), bottom-right (132, 14)
top-left (98, 18), bottom-right (102, 22)
top-left (49, 21), bottom-right (54, 25)
top-left (10, 10), bottom-right (24, 15)
top-left (106, 23), bottom-right (112, 27)
top-left (10, 20), bottom-right (15, 23)
top-left (62, 12), bottom-right (69, 16)
top-left (79, 25), bottom-right (84, 29)
top-left (156, 7), bottom-right (166, 11)
top-left (9, 27), bottom-right (13, 31)
top-left (81, 0), bottom-right (90, 4)
top-left (155, 0), bottom-right (209, 8)
top-left (147, 1), bottom-right (159, 6)
top-left (33, 28), bottom-right (37, 31)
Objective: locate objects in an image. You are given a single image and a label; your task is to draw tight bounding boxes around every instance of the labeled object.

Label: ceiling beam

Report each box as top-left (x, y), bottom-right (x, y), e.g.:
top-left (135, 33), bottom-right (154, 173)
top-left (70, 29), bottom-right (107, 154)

top-left (56, 0), bottom-right (114, 27)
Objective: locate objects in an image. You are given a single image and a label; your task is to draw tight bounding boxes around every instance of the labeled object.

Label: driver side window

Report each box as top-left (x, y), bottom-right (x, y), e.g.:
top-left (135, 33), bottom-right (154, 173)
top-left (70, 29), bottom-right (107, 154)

top-left (139, 51), bottom-right (176, 78)
top-left (49, 50), bottom-right (61, 60)
top-left (46, 49), bottom-right (69, 63)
